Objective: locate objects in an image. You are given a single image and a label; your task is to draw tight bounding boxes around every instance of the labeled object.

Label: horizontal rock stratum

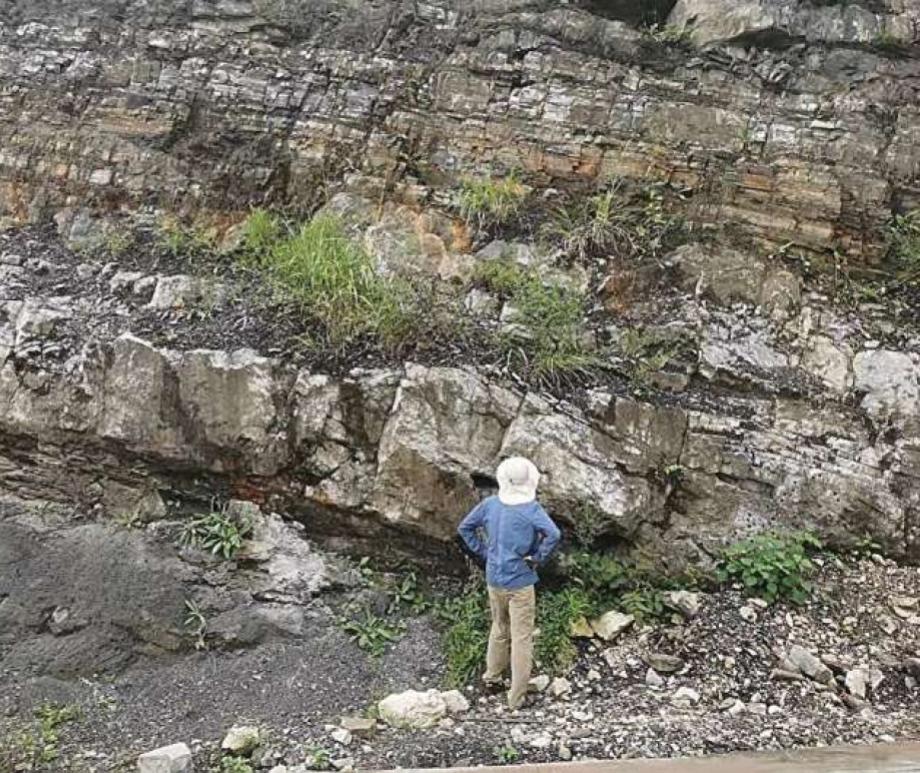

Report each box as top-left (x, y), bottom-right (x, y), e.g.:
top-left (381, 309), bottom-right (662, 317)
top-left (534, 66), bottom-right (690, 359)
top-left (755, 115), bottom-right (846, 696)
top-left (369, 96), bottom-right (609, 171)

top-left (0, 0), bottom-right (918, 257)
top-left (0, 296), bottom-right (917, 560)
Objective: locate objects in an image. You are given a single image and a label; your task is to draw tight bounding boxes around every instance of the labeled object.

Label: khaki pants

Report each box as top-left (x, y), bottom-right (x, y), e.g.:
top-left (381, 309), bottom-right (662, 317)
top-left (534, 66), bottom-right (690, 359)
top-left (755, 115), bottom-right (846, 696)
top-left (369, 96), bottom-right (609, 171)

top-left (484, 584), bottom-right (536, 709)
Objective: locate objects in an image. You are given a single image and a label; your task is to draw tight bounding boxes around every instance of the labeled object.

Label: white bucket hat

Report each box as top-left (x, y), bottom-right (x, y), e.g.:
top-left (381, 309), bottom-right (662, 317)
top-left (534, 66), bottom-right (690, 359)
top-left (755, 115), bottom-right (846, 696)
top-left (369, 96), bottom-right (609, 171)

top-left (496, 457), bottom-right (540, 506)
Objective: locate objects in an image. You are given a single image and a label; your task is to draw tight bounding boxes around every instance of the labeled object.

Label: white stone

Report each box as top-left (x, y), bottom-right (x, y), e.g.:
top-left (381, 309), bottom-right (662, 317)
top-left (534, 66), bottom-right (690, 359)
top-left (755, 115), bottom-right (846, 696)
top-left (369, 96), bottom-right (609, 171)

top-left (664, 590), bottom-right (701, 618)
top-left (221, 725), bottom-right (261, 754)
top-left (440, 689), bottom-right (470, 714)
top-left (137, 743), bottom-right (193, 773)
top-left (739, 606), bottom-right (757, 623)
top-left (330, 728), bottom-right (352, 746)
top-left (853, 350), bottom-right (919, 427)
top-left (549, 677), bottom-right (571, 697)
top-left (645, 668), bottom-right (664, 688)
top-left (378, 690), bottom-right (448, 729)
top-left (528, 674), bottom-right (550, 693)
top-left (590, 610), bottom-right (635, 641)
top-left (671, 687), bottom-right (700, 704)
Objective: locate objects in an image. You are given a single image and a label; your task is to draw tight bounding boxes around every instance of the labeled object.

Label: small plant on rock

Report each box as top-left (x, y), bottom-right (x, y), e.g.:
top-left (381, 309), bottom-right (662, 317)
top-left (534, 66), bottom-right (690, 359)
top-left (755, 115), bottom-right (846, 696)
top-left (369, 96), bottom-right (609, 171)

top-left (717, 530), bottom-right (822, 605)
top-left (184, 599), bottom-right (208, 650)
top-left (179, 504), bottom-right (253, 560)
top-left (887, 209), bottom-right (920, 283)
top-left (474, 258), bottom-right (598, 385)
top-left (456, 171), bottom-right (528, 230)
top-left (305, 745), bottom-right (333, 771)
top-left (494, 745), bottom-right (520, 764)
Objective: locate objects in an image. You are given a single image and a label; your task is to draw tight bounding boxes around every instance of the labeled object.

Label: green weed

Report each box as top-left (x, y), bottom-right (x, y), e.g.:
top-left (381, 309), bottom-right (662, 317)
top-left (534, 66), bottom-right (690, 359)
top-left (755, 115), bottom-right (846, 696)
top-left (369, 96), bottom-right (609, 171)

top-left (179, 505), bottom-right (253, 560)
top-left (237, 212), bottom-right (418, 348)
top-left (158, 215), bottom-right (217, 256)
top-left (474, 258), bottom-right (597, 384)
top-left (184, 599), bottom-right (208, 650)
top-left (220, 756), bottom-right (254, 773)
top-left (494, 745), bottom-right (520, 764)
top-left (388, 570), bottom-right (429, 614)
top-left (887, 209), bottom-right (920, 283)
top-left (543, 180), bottom-right (685, 264)
top-left (239, 208), bottom-right (284, 263)
top-left (535, 587), bottom-right (593, 673)
top-left (457, 172), bottom-right (528, 230)
top-left (717, 530), bottom-right (823, 605)
top-left (341, 612), bottom-right (405, 658)
top-left (1, 703), bottom-right (81, 769)
top-left (436, 580), bottom-right (491, 688)
top-left (618, 588), bottom-right (666, 624)
top-left (305, 746), bottom-right (333, 771)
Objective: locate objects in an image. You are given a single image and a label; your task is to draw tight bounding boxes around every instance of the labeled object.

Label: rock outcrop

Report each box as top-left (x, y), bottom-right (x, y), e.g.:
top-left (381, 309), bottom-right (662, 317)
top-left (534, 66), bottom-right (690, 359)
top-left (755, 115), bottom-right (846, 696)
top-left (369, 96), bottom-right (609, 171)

top-left (0, 2), bottom-right (918, 562)
top-left (0, 225), bottom-right (917, 561)
top-left (0, 0), bottom-right (918, 258)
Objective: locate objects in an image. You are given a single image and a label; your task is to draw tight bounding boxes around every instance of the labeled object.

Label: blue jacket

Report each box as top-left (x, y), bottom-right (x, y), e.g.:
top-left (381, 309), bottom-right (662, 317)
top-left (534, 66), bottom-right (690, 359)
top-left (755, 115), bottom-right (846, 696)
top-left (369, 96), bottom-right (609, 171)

top-left (457, 496), bottom-right (562, 590)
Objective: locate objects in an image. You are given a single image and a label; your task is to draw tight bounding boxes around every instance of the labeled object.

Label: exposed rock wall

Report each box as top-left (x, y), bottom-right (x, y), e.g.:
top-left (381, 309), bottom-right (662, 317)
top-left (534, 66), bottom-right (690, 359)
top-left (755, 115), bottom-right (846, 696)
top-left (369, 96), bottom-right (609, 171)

top-left (0, 238), bottom-right (917, 561)
top-left (0, 0), bottom-right (918, 257)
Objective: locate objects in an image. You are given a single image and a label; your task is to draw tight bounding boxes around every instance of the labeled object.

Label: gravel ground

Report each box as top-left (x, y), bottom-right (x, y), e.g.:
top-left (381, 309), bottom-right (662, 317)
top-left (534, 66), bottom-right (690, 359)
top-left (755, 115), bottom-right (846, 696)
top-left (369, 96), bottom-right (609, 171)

top-left (2, 550), bottom-right (918, 772)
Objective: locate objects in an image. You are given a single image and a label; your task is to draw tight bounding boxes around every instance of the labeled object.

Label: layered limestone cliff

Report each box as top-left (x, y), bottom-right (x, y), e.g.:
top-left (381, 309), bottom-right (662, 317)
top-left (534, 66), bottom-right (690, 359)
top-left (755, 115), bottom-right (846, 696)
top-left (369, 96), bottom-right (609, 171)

top-left (0, 1), bottom-right (919, 563)
top-left (0, 0), bottom-right (918, 255)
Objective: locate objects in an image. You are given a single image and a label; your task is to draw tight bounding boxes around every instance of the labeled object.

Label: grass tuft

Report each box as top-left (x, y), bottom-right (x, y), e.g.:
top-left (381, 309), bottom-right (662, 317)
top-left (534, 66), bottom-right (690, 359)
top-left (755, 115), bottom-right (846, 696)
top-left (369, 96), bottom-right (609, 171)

top-left (474, 258), bottom-right (597, 384)
top-left (237, 210), bottom-right (419, 348)
top-left (456, 172), bottom-right (528, 230)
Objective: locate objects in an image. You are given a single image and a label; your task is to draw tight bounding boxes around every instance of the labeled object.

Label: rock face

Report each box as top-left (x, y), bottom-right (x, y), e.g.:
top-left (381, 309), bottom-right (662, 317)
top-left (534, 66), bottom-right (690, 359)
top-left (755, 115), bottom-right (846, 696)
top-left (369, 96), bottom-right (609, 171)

top-left (0, 3), bottom-right (918, 566)
top-left (0, 230), bottom-right (918, 562)
top-left (0, 0), bottom-right (918, 259)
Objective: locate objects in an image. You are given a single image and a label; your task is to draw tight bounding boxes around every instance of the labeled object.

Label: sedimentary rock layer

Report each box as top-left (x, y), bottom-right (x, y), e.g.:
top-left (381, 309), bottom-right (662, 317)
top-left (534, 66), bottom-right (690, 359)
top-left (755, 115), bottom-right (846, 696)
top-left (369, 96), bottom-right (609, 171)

top-left (0, 0), bottom-right (918, 257)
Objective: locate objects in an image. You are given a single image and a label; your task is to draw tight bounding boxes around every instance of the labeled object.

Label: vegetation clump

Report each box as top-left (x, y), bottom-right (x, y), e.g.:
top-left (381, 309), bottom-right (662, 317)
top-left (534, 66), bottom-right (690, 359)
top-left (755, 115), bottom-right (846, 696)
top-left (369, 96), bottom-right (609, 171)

top-left (474, 257), bottom-right (598, 384)
top-left (0, 702), bottom-right (81, 769)
top-left (717, 530), bottom-right (822, 605)
top-left (887, 209), bottom-right (920, 284)
top-left (179, 505), bottom-right (253, 560)
top-left (542, 180), bottom-right (686, 264)
top-left (238, 210), bottom-right (422, 349)
top-left (456, 172), bottom-right (529, 230)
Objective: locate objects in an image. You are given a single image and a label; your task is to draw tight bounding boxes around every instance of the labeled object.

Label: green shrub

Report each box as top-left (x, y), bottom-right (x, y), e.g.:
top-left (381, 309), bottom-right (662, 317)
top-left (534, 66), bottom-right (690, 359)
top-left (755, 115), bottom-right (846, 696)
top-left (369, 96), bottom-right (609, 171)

top-left (559, 551), bottom-right (628, 607)
top-left (237, 211), bottom-right (418, 348)
top-left (887, 209), bottom-right (920, 282)
top-left (457, 172), bottom-right (528, 229)
top-left (618, 588), bottom-right (666, 623)
top-left (341, 612), bottom-right (405, 658)
top-left (179, 506), bottom-right (253, 560)
top-left (717, 530), bottom-right (822, 605)
top-left (474, 258), bottom-right (597, 383)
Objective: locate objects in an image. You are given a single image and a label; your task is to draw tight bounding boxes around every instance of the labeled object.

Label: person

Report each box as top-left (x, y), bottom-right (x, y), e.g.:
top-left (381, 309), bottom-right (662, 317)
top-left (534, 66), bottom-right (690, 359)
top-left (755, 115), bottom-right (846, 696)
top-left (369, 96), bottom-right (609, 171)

top-left (457, 456), bottom-right (561, 710)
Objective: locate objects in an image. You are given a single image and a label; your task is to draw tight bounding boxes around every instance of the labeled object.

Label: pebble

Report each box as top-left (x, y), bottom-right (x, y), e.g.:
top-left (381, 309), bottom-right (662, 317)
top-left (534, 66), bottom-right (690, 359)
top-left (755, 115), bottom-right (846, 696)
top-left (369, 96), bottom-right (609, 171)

top-left (739, 606), bottom-right (758, 622)
top-left (645, 668), bottom-right (664, 688)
